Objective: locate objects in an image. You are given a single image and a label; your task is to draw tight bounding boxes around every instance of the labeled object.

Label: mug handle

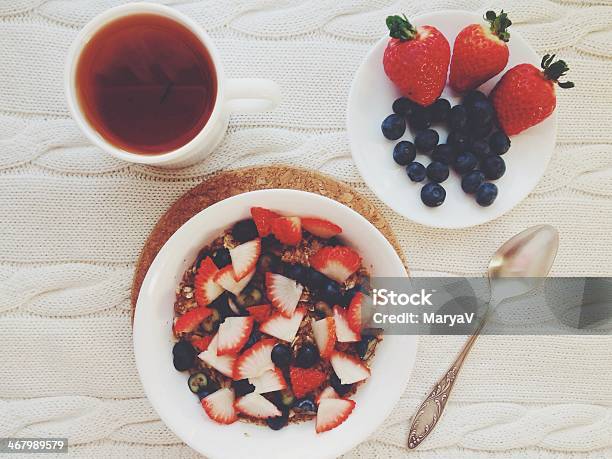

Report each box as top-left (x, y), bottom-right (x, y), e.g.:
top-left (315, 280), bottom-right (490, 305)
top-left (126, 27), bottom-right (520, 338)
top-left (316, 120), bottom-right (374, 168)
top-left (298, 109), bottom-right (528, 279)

top-left (225, 78), bottom-right (281, 114)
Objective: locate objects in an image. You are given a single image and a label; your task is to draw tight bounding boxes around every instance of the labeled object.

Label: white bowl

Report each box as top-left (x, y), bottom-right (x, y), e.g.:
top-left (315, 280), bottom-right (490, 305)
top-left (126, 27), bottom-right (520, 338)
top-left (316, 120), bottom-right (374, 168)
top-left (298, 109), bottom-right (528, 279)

top-left (133, 189), bottom-right (417, 459)
top-left (347, 10), bottom-right (556, 228)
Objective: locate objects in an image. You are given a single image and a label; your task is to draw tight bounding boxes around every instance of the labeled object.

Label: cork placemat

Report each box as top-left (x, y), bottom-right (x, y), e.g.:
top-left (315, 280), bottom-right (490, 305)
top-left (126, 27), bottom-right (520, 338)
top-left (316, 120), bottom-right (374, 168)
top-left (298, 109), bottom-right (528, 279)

top-left (131, 166), bottom-right (407, 314)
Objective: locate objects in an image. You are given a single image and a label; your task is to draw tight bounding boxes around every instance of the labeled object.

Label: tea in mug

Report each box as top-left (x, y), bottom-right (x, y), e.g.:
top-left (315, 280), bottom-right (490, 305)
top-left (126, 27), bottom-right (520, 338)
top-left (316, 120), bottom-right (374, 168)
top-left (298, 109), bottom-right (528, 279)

top-left (75, 14), bottom-right (217, 154)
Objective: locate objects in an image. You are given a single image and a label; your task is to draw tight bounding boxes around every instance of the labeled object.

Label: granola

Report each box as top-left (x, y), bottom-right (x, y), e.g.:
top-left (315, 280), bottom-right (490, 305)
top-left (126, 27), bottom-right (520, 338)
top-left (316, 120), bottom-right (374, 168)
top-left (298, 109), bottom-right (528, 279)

top-left (171, 208), bottom-right (379, 433)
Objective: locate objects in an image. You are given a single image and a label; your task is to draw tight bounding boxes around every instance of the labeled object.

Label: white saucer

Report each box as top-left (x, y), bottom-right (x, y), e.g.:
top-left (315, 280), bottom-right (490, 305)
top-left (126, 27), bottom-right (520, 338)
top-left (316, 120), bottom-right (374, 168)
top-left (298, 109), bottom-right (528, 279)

top-left (347, 10), bottom-right (556, 228)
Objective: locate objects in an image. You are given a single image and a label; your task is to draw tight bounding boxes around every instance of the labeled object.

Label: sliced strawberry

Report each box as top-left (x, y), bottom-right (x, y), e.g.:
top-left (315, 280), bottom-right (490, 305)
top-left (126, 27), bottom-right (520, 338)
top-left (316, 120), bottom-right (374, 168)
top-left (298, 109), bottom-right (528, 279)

top-left (301, 217), bottom-right (342, 239)
top-left (346, 292), bottom-right (363, 334)
top-left (173, 306), bottom-right (213, 336)
top-left (214, 265), bottom-right (254, 295)
top-left (271, 216), bottom-right (302, 245)
top-left (191, 335), bottom-right (213, 352)
top-left (310, 246), bottom-right (361, 284)
top-left (311, 317), bottom-right (336, 359)
top-left (330, 350), bottom-right (370, 385)
top-left (194, 257), bottom-right (224, 306)
top-left (229, 239), bottom-right (261, 280)
top-left (316, 398), bottom-right (355, 433)
top-left (198, 333), bottom-right (236, 378)
top-left (234, 392), bottom-right (282, 419)
top-left (217, 316), bottom-right (254, 356)
top-left (251, 207), bottom-right (281, 237)
top-left (246, 304), bottom-right (272, 323)
top-left (289, 367), bottom-right (326, 398)
top-left (266, 272), bottom-right (303, 317)
top-left (315, 386), bottom-right (340, 404)
top-left (201, 388), bottom-right (238, 425)
top-left (260, 307), bottom-right (306, 342)
top-left (333, 305), bottom-right (360, 342)
top-left (249, 368), bottom-right (287, 394)
top-left (233, 338), bottom-right (275, 380)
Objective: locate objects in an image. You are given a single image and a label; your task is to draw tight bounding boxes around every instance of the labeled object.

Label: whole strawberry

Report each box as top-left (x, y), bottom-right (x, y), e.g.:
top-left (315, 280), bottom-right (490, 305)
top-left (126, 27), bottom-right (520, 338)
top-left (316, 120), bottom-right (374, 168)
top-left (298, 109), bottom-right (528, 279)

top-left (491, 54), bottom-right (574, 135)
top-left (383, 14), bottom-right (450, 107)
top-left (449, 10), bottom-right (512, 92)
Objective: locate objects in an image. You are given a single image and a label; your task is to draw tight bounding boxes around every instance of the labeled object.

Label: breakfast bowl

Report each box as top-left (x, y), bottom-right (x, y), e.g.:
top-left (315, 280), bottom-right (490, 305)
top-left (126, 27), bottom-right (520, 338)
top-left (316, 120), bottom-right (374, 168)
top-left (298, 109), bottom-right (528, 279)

top-left (133, 189), bottom-right (417, 459)
top-left (347, 10), bottom-right (557, 228)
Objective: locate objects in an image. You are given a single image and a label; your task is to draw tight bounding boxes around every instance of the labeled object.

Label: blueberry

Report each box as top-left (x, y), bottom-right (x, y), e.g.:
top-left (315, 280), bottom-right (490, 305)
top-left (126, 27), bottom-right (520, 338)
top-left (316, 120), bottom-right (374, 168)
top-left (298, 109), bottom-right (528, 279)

top-left (232, 219), bottom-right (258, 243)
top-left (295, 343), bottom-right (319, 368)
top-left (392, 97), bottom-right (416, 116)
top-left (476, 183), bottom-right (498, 206)
top-left (461, 170), bottom-right (485, 194)
top-left (321, 280), bottom-right (343, 304)
top-left (173, 340), bottom-right (195, 356)
top-left (381, 114), bottom-right (406, 140)
top-left (343, 284), bottom-right (366, 306)
top-left (327, 236), bottom-right (343, 246)
top-left (481, 155), bottom-right (506, 180)
top-left (428, 98), bottom-right (451, 122)
top-left (173, 350), bottom-right (194, 371)
top-left (271, 343), bottom-right (292, 368)
top-left (260, 234), bottom-right (278, 249)
top-left (454, 152), bottom-right (478, 175)
top-left (258, 253), bottom-right (281, 273)
top-left (209, 293), bottom-right (235, 320)
top-left (196, 390), bottom-right (211, 400)
top-left (306, 269), bottom-right (328, 290)
top-left (173, 341), bottom-right (196, 371)
top-left (469, 119), bottom-right (493, 139)
top-left (408, 105), bottom-right (431, 130)
top-left (212, 247), bottom-right (231, 268)
top-left (294, 398), bottom-right (317, 414)
top-left (206, 380), bottom-right (220, 393)
top-left (232, 379), bottom-right (255, 397)
top-left (420, 183), bottom-right (446, 207)
top-left (489, 131), bottom-right (511, 155)
top-left (199, 307), bottom-right (221, 334)
top-left (330, 373), bottom-right (353, 396)
top-left (468, 99), bottom-right (494, 127)
top-left (188, 372), bottom-right (208, 393)
top-left (447, 130), bottom-right (470, 153)
top-left (392, 141), bottom-right (416, 165)
top-left (236, 286), bottom-right (263, 309)
top-left (470, 139), bottom-right (491, 157)
top-left (284, 263), bottom-right (307, 283)
top-left (266, 412), bottom-right (289, 430)
top-left (426, 161), bottom-right (449, 183)
top-left (406, 162), bottom-right (426, 182)
top-left (243, 326), bottom-right (262, 350)
top-left (448, 105), bottom-right (468, 131)
top-left (431, 144), bottom-right (456, 165)
top-left (414, 129), bottom-right (439, 152)
top-left (356, 340), bottom-right (368, 359)
top-left (462, 90), bottom-right (487, 107)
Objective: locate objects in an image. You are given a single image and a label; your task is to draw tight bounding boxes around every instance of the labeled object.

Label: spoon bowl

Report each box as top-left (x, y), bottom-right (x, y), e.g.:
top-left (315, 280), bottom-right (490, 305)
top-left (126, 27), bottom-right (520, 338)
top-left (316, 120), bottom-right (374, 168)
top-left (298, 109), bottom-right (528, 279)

top-left (488, 224), bottom-right (560, 306)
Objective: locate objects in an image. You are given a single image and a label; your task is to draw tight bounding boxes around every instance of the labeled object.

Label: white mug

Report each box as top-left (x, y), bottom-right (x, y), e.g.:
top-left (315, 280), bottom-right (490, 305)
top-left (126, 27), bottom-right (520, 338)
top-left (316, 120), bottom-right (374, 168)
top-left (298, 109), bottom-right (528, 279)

top-left (65, 3), bottom-right (281, 168)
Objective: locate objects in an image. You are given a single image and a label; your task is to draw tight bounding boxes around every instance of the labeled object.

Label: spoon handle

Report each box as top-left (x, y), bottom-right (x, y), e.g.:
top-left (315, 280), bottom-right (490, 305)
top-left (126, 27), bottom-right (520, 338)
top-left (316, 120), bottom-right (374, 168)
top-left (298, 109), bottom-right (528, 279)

top-left (407, 314), bottom-right (488, 449)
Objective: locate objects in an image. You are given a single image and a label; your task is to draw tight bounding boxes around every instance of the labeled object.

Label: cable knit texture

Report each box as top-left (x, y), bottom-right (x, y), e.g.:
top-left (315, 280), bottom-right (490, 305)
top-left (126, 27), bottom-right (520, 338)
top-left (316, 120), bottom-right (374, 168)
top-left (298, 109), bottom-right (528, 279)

top-left (0, 0), bottom-right (611, 458)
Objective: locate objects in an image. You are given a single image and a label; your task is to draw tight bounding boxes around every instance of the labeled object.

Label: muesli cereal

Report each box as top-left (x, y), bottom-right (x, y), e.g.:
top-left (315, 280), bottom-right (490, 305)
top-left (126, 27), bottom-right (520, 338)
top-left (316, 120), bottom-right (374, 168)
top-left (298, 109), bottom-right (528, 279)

top-left (171, 207), bottom-right (379, 432)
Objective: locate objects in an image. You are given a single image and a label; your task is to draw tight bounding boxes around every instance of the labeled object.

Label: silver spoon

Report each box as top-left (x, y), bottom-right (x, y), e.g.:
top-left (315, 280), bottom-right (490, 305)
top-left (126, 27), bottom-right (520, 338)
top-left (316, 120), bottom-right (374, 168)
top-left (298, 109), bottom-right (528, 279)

top-left (407, 224), bottom-right (559, 449)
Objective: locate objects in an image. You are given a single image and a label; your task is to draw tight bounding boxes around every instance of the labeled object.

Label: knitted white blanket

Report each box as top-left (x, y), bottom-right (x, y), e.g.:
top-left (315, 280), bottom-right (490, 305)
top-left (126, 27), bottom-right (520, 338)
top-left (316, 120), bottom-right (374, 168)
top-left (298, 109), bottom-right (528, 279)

top-left (0, 0), bottom-right (611, 458)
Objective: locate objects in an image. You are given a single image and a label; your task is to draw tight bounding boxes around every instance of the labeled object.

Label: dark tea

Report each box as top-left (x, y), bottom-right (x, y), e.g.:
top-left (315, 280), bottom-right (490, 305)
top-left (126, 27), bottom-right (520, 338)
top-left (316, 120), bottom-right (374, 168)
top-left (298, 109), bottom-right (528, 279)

top-left (75, 14), bottom-right (217, 155)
